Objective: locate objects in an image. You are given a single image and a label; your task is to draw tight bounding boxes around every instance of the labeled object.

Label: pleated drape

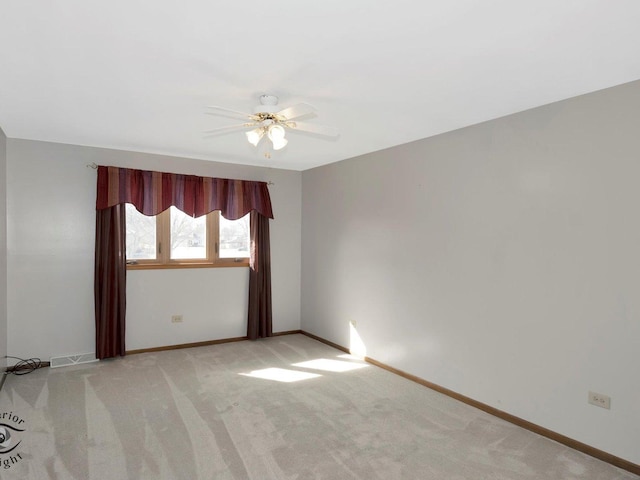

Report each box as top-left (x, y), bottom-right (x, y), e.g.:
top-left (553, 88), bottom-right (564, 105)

top-left (247, 211), bottom-right (273, 340)
top-left (94, 204), bottom-right (127, 359)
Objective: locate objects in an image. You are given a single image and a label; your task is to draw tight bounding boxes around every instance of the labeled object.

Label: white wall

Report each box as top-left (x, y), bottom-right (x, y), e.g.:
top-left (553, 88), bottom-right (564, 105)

top-left (301, 80), bottom-right (640, 464)
top-left (7, 140), bottom-right (301, 357)
top-left (0, 126), bottom-right (7, 373)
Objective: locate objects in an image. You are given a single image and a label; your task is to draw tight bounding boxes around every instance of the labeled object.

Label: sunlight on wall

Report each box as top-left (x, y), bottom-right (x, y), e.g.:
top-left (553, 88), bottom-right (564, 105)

top-left (349, 322), bottom-right (367, 359)
top-left (292, 358), bottom-right (368, 372)
top-left (239, 368), bottom-right (321, 383)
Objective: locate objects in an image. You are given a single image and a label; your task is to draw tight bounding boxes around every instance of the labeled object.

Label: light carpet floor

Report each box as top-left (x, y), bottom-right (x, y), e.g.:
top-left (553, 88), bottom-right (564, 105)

top-left (0, 334), bottom-right (636, 480)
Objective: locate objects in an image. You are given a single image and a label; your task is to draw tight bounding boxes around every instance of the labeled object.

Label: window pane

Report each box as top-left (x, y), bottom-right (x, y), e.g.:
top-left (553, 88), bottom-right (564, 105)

top-left (170, 206), bottom-right (207, 259)
top-left (125, 204), bottom-right (157, 260)
top-left (220, 213), bottom-right (250, 258)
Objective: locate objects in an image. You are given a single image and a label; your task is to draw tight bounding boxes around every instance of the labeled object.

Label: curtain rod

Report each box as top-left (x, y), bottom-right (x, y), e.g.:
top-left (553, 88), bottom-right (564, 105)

top-left (85, 163), bottom-right (274, 185)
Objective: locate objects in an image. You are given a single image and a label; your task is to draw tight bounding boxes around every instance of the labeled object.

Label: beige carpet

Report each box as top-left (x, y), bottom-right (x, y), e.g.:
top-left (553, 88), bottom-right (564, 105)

top-left (0, 334), bottom-right (636, 480)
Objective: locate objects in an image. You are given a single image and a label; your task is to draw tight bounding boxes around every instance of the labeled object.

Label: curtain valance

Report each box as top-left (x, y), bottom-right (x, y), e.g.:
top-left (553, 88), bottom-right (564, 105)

top-left (96, 165), bottom-right (274, 220)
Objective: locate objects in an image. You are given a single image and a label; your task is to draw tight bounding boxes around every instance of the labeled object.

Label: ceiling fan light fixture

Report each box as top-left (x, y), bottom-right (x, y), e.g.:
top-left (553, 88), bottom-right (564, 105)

top-left (268, 124), bottom-right (288, 150)
top-left (245, 127), bottom-right (264, 147)
top-left (271, 136), bottom-right (288, 150)
top-left (268, 124), bottom-right (285, 140)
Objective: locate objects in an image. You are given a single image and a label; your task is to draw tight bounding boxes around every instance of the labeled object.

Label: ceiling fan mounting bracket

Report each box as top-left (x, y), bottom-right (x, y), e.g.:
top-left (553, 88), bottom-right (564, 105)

top-left (253, 94), bottom-right (280, 114)
top-left (259, 94), bottom-right (278, 105)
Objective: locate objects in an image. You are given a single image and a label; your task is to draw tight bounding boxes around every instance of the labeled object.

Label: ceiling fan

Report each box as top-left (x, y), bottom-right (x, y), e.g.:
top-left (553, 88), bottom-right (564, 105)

top-left (205, 95), bottom-right (339, 157)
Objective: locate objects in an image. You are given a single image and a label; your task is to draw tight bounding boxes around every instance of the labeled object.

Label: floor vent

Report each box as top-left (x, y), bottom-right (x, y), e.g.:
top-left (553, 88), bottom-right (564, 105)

top-left (50, 353), bottom-right (98, 368)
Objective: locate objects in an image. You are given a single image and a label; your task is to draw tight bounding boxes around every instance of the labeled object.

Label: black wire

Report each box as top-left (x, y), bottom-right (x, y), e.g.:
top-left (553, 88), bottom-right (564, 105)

top-left (5, 356), bottom-right (44, 375)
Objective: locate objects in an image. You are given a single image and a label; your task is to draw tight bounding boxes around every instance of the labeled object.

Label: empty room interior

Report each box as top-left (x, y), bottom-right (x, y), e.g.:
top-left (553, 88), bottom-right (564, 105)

top-left (1, 2), bottom-right (639, 479)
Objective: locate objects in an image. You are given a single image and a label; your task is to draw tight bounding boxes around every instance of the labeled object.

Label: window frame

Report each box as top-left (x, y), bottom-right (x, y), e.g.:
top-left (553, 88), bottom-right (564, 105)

top-left (126, 207), bottom-right (250, 270)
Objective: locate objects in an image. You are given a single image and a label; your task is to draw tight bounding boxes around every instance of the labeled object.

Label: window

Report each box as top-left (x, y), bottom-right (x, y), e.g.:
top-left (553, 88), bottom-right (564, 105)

top-left (125, 204), bottom-right (250, 268)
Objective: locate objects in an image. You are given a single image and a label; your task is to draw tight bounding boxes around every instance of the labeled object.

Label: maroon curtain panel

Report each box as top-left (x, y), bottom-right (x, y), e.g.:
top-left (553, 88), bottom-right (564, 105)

top-left (94, 204), bottom-right (127, 359)
top-left (247, 211), bottom-right (273, 340)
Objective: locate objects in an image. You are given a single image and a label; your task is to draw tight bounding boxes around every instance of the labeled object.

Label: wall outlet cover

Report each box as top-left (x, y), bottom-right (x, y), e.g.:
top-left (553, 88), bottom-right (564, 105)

top-left (588, 391), bottom-right (611, 410)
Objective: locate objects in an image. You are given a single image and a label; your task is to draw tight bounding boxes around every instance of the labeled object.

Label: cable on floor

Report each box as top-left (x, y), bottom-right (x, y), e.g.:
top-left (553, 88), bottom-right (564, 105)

top-left (4, 356), bottom-right (44, 375)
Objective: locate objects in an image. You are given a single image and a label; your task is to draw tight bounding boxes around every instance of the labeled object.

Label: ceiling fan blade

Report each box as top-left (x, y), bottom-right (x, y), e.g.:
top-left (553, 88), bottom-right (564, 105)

top-left (276, 103), bottom-right (316, 121)
top-left (285, 121), bottom-right (339, 137)
top-left (203, 123), bottom-right (257, 137)
top-left (206, 105), bottom-right (259, 121)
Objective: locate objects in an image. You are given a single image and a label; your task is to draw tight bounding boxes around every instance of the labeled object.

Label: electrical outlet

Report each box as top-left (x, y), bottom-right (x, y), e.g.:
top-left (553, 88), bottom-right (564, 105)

top-left (171, 315), bottom-right (183, 323)
top-left (588, 391), bottom-right (611, 409)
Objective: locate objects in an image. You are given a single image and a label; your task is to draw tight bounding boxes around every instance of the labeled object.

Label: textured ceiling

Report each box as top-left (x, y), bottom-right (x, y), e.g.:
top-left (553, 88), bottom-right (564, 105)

top-left (1, 1), bottom-right (640, 171)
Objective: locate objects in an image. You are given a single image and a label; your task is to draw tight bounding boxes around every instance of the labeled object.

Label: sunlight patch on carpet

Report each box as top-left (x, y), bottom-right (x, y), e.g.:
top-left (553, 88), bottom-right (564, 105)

top-left (239, 368), bottom-right (321, 383)
top-left (292, 358), bottom-right (369, 373)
